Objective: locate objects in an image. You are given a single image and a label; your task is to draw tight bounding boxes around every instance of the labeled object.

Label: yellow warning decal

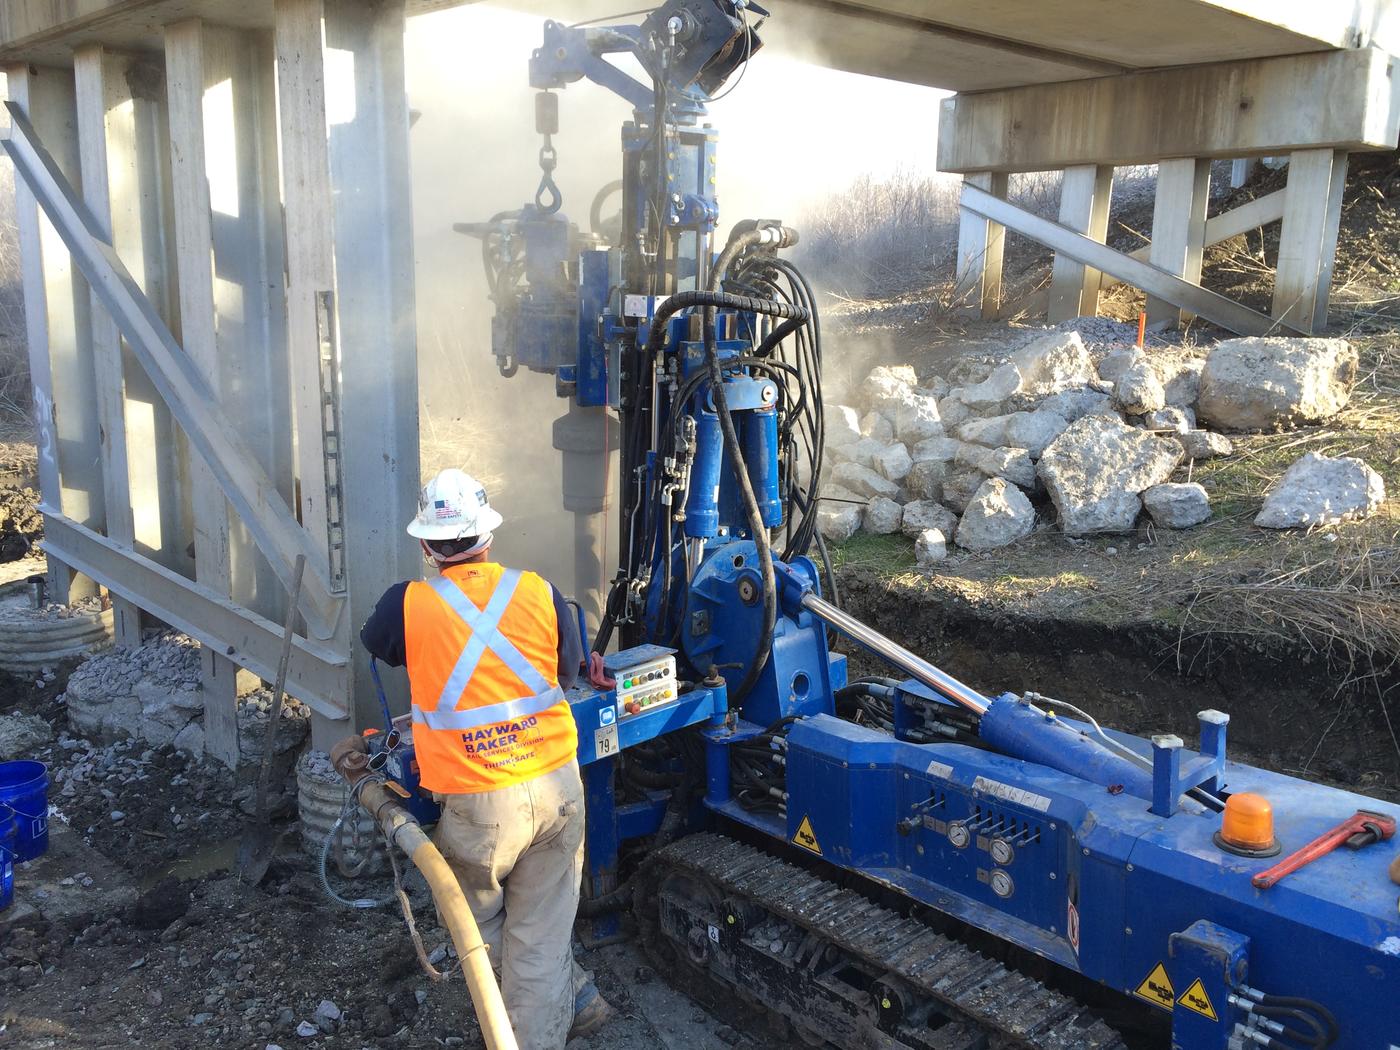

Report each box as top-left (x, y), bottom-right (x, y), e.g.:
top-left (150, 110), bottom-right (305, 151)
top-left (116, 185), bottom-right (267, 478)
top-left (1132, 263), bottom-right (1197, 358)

top-left (1178, 978), bottom-right (1218, 1021)
top-left (793, 815), bottom-right (822, 855)
top-left (1133, 962), bottom-right (1175, 1011)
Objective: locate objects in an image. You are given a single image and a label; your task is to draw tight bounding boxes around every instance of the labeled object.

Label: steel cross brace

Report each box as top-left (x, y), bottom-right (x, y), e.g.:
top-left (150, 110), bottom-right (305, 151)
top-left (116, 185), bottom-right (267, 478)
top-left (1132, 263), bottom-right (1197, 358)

top-left (1, 100), bottom-right (344, 639)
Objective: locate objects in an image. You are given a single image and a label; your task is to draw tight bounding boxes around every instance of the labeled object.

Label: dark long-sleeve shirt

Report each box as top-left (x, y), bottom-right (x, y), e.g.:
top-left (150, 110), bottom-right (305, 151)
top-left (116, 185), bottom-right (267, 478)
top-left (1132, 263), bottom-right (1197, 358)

top-left (360, 572), bottom-right (583, 691)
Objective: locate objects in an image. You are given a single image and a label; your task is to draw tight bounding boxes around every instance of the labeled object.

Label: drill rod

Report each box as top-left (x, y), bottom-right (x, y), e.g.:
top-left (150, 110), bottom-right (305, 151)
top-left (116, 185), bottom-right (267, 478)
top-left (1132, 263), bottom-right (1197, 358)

top-left (801, 593), bottom-right (990, 717)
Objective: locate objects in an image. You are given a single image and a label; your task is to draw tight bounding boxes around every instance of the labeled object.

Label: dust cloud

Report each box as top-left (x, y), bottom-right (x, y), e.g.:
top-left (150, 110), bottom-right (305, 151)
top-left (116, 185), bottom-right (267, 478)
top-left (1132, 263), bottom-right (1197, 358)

top-left (403, 3), bottom-right (946, 604)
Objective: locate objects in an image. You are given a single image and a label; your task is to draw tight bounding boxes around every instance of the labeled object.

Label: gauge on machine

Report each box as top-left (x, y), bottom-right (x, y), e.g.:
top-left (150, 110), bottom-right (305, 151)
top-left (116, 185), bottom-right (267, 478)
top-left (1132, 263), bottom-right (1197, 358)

top-left (990, 869), bottom-right (1015, 899)
top-left (989, 838), bottom-right (1015, 866)
top-left (947, 822), bottom-right (971, 849)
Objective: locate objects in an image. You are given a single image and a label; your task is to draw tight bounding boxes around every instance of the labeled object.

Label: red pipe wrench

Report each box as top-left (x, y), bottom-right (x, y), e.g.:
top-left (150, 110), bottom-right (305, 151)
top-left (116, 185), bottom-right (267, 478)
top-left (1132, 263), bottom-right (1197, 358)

top-left (1252, 809), bottom-right (1396, 890)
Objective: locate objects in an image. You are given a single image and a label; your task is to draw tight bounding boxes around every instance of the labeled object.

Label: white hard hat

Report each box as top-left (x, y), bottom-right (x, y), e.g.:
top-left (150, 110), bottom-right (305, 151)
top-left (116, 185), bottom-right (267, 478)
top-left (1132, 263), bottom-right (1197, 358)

top-left (407, 468), bottom-right (504, 542)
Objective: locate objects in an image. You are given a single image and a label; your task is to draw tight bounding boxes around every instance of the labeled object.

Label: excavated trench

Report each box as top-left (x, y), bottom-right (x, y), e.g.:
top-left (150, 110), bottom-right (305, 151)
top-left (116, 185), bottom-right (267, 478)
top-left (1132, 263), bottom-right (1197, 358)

top-left (836, 569), bottom-right (1400, 802)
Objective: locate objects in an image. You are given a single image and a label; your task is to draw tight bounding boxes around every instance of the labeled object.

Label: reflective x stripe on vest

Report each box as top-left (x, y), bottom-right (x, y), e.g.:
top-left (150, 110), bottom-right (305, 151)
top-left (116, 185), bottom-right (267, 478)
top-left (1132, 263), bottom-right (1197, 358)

top-left (412, 570), bottom-right (565, 731)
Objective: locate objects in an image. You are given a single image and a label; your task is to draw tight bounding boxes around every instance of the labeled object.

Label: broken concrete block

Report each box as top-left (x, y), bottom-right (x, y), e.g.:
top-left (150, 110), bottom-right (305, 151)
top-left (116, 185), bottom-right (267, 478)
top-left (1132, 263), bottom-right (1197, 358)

top-left (827, 405), bottom-right (861, 447)
top-left (956, 478), bottom-right (1036, 550)
top-left (1198, 337), bottom-right (1358, 431)
top-left (919, 376), bottom-right (951, 400)
top-left (837, 436), bottom-right (887, 470)
top-left (863, 496), bottom-right (904, 535)
top-left (955, 444), bottom-right (1036, 490)
top-left (1011, 329), bottom-right (1093, 395)
top-left (1254, 452), bottom-right (1386, 529)
top-left (1159, 356), bottom-right (1205, 408)
top-left (860, 365), bottom-right (918, 415)
top-left (172, 721), bottom-right (205, 758)
top-left (873, 442), bottom-right (913, 483)
top-left (1037, 414), bottom-right (1184, 535)
top-left (901, 500), bottom-right (959, 541)
top-left (1176, 429), bottom-right (1233, 460)
top-left (914, 528), bottom-right (948, 566)
top-left (0, 712), bottom-right (53, 761)
top-left (937, 395), bottom-right (971, 428)
top-left (832, 461), bottom-right (902, 500)
top-left (1004, 409), bottom-right (1069, 458)
top-left (1143, 483), bottom-right (1212, 529)
top-left (942, 471), bottom-right (987, 514)
top-left (1038, 386), bottom-right (1116, 423)
top-left (1143, 407), bottom-right (1195, 433)
top-left (860, 411), bottom-right (894, 443)
top-left (1097, 348), bottom-right (1140, 385)
top-left (958, 362), bottom-right (1021, 407)
top-left (957, 413), bottom-right (1016, 449)
top-left (1113, 359), bottom-right (1167, 416)
top-left (911, 435), bottom-right (963, 464)
top-left (905, 460), bottom-right (946, 503)
top-left (894, 395), bottom-right (943, 444)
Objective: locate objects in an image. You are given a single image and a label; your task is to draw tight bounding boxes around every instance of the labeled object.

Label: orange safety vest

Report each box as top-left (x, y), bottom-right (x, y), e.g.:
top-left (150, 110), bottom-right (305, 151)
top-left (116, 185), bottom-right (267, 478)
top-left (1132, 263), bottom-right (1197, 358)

top-left (403, 562), bottom-right (578, 794)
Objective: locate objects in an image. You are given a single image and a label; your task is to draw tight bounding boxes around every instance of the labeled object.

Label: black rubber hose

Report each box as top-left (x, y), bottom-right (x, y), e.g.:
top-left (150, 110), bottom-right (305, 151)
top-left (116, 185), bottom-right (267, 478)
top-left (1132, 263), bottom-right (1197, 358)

top-left (644, 288), bottom-right (808, 352)
top-left (589, 179), bottom-right (623, 237)
top-left (754, 315), bottom-right (807, 358)
top-left (1259, 997), bottom-right (1339, 1044)
top-left (1255, 1004), bottom-right (1329, 1047)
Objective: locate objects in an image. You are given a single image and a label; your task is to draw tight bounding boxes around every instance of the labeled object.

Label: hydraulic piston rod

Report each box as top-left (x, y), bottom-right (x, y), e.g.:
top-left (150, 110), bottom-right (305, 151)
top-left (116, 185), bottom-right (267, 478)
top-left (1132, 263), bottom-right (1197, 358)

top-left (800, 593), bottom-right (989, 716)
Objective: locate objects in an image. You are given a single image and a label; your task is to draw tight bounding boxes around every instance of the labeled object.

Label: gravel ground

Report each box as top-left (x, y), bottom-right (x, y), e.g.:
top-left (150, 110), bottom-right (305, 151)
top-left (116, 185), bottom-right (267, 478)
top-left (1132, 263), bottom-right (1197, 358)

top-left (0, 664), bottom-right (762, 1050)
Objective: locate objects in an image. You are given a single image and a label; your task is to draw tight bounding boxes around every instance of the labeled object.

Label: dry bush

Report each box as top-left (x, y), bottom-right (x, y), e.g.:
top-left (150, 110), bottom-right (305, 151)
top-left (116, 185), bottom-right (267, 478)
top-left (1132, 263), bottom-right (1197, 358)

top-left (0, 161), bottom-right (29, 427)
top-left (796, 167), bottom-right (962, 297)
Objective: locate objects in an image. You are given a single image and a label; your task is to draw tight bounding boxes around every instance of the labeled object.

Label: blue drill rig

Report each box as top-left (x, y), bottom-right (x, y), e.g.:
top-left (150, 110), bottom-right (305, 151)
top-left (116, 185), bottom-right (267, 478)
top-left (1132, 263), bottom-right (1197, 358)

top-left (448, 3), bottom-right (1400, 1046)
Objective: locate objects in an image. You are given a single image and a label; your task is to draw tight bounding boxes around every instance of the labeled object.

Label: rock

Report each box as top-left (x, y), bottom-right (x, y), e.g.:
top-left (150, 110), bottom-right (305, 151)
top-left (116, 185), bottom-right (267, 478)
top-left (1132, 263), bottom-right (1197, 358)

top-left (1197, 337), bottom-right (1357, 431)
top-left (904, 460), bottom-right (946, 503)
top-left (937, 395), bottom-right (971, 427)
top-left (1011, 330), bottom-right (1093, 394)
top-left (1142, 483), bottom-right (1212, 528)
top-left (872, 442), bottom-right (913, 483)
top-left (816, 499), bottom-right (863, 543)
top-left (911, 436), bottom-right (962, 464)
top-left (901, 500), bottom-right (959, 541)
top-left (1038, 386), bottom-right (1116, 423)
top-left (958, 362), bottom-right (1020, 407)
top-left (956, 478), bottom-right (1036, 550)
top-left (1159, 357), bottom-right (1205, 407)
top-left (295, 1020), bottom-right (319, 1038)
top-left (942, 472), bottom-right (987, 514)
top-left (860, 365), bottom-right (918, 415)
top-left (172, 722), bottom-right (204, 758)
top-left (1254, 452), bottom-right (1386, 529)
top-left (1038, 415), bottom-right (1184, 535)
top-left (827, 405), bottom-right (861, 447)
top-left (955, 445), bottom-right (1036, 490)
top-left (863, 496), bottom-right (903, 535)
top-left (1176, 430), bottom-right (1233, 460)
top-left (0, 712), bottom-right (53, 760)
top-left (860, 411), bottom-right (894, 443)
top-left (1113, 359), bottom-right (1166, 415)
top-left (894, 395), bottom-right (943, 444)
top-left (314, 1001), bottom-right (341, 1033)
top-left (834, 436), bottom-right (886, 470)
top-left (1004, 410), bottom-right (1069, 458)
top-left (1097, 349), bottom-right (1140, 384)
top-left (914, 529), bottom-right (948, 566)
top-left (957, 413), bottom-right (1015, 448)
top-left (832, 462), bottom-right (901, 500)
top-left (1143, 407), bottom-right (1195, 433)
top-left (920, 376), bottom-right (950, 400)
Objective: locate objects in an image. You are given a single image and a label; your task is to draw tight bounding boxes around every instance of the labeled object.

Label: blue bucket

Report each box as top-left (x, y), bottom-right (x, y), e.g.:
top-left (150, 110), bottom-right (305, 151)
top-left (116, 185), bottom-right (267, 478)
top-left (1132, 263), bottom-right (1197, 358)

top-left (0, 802), bottom-right (15, 912)
top-left (0, 761), bottom-right (49, 861)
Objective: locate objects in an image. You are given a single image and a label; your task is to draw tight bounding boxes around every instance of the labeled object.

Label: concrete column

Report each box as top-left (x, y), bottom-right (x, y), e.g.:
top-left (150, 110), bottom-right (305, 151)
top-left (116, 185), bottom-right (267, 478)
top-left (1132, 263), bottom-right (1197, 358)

top-left (323, 0), bottom-right (422, 740)
top-left (7, 65), bottom-right (102, 603)
top-left (1229, 158), bottom-right (1258, 188)
top-left (1048, 164), bottom-right (1113, 322)
top-left (1275, 149), bottom-right (1348, 333)
top-left (954, 171), bottom-right (1009, 319)
top-left (1147, 157), bottom-right (1211, 328)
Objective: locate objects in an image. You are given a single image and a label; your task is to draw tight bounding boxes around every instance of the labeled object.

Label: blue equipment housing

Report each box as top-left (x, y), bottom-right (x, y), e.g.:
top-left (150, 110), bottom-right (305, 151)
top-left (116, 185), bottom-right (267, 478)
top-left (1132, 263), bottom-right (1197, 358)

top-left (458, 4), bottom-right (1400, 1046)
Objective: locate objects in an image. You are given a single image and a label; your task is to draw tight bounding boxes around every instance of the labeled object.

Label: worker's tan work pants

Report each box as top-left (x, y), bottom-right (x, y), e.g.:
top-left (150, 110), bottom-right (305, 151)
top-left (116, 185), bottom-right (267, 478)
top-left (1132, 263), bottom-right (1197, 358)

top-left (434, 759), bottom-right (588, 1050)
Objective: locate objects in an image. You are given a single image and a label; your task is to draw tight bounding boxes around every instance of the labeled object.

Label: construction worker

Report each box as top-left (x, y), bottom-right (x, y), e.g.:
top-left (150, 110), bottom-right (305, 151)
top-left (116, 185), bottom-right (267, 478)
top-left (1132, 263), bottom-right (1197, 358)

top-left (338, 468), bottom-right (614, 1048)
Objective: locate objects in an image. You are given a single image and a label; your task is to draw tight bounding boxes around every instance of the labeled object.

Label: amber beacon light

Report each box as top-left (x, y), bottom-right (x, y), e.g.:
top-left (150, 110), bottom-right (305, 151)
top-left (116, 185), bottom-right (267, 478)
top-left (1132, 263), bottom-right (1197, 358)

top-left (1215, 792), bottom-right (1281, 856)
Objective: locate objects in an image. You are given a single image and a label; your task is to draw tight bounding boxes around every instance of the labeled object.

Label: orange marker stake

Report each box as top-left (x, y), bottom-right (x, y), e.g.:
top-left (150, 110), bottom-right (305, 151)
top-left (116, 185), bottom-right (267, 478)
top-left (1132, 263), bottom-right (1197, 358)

top-left (1136, 312), bottom-right (1147, 348)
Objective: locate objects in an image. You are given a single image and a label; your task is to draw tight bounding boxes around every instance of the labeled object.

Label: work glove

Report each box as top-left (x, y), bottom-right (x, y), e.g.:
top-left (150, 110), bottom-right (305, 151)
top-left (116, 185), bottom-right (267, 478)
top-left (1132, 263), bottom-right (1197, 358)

top-left (587, 651), bottom-right (616, 690)
top-left (330, 734), bottom-right (370, 783)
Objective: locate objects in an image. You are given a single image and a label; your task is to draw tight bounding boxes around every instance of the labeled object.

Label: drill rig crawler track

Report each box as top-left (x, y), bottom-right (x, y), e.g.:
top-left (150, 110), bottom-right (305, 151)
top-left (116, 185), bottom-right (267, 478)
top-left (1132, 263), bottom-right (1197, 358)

top-left (635, 833), bottom-right (1130, 1050)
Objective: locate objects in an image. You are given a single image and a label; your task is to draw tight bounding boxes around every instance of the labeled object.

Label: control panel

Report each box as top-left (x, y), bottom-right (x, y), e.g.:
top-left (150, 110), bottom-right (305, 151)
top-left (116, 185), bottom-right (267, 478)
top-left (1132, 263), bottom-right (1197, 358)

top-left (613, 653), bottom-right (678, 718)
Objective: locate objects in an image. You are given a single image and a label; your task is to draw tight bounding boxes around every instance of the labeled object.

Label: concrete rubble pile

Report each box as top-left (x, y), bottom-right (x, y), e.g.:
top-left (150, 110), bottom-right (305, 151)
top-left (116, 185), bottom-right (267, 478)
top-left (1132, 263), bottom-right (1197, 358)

top-left (818, 327), bottom-right (1386, 566)
top-left (62, 630), bottom-right (309, 767)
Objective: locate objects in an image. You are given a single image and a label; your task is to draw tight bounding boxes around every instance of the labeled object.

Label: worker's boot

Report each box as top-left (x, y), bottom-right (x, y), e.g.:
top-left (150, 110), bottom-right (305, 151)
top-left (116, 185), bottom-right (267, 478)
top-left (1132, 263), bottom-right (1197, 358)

top-left (568, 982), bottom-right (617, 1041)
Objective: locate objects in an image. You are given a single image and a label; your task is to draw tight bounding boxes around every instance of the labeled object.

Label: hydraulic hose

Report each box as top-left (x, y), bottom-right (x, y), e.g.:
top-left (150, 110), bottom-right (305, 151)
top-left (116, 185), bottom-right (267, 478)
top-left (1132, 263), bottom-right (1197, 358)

top-left (353, 779), bottom-right (519, 1050)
